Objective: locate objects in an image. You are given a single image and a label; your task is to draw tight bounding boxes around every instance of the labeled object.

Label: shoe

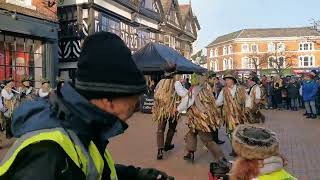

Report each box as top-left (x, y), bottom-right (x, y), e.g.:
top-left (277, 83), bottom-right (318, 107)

top-left (215, 139), bottom-right (225, 145)
top-left (311, 114), bottom-right (317, 119)
top-left (303, 112), bottom-right (308, 116)
top-left (164, 144), bottom-right (174, 151)
top-left (183, 151), bottom-right (194, 163)
top-left (229, 150), bottom-right (237, 157)
top-left (307, 113), bottom-right (312, 118)
top-left (157, 149), bottom-right (164, 160)
top-left (209, 158), bottom-right (230, 176)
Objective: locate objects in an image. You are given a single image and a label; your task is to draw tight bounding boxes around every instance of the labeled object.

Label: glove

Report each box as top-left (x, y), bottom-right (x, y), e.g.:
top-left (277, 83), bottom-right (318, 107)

top-left (138, 168), bottom-right (174, 180)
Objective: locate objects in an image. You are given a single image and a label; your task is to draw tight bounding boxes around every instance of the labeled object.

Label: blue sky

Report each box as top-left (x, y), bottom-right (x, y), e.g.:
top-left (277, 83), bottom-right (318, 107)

top-left (178, 0), bottom-right (320, 52)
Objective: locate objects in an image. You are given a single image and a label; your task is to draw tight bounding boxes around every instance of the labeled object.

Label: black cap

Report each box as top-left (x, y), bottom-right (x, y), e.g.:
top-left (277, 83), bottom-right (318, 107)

top-left (75, 32), bottom-right (146, 99)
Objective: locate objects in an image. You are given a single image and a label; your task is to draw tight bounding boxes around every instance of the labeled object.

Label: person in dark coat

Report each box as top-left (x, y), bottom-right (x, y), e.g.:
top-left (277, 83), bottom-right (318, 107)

top-left (302, 73), bottom-right (319, 119)
top-left (287, 77), bottom-right (300, 111)
top-left (0, 32), bottom-right (174, 180)
top-left (272, 77), bottom-right (283, 110)
top-left (184, 78), bottom-right (191, 90)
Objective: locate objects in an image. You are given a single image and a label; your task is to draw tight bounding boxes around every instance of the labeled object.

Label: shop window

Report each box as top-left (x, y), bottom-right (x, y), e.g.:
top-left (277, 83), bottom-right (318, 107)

top-left (0, 33), bottom-right (45, 88)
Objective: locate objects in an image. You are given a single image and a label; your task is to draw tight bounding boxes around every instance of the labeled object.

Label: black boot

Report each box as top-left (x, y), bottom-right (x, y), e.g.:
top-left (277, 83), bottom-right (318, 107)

top-left (303, 112), bottom-right (308, 116)
top-left (307, 113), bottom-right (312, 118)
top-left (157, 148), bottom-right (164, 160)
top-left (212, 130), bottom-right (225, 145)
top-left (229, 149), bottom-right (237, 157)
top-left (183, 151), bottom-right (194, 163)
top-left (210, 158), bottom-right (231, 177)
top-left (311, 114), bottom-right (317, 119)
top-left (164, 144), bottom-right (174, 151)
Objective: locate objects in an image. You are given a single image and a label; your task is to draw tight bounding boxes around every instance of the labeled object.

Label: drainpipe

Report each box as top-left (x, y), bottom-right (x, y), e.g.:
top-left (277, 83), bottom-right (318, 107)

top-left (88, 0), bottom-right (95, 35)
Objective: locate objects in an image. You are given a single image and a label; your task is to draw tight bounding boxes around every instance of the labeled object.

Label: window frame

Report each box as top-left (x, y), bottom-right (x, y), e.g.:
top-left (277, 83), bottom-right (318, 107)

top-left (299, 42), bottom-right (314, 51)
top-left (223, 46), bottom-right (227, 55)
top-left (210, 49), bottom-right (214, 58)
top-left (215, 48), bottom-right (218, 57)
top-left (268, 42), bottom-right (276, 52)
top-left (251, 44), bottom-right (259, 53)
top-left (241, 44), bottom-right (249, 53)
top-left (299, 55), bottom-right (315, 67)
top-left (228, 45), bottom-right (233, 54)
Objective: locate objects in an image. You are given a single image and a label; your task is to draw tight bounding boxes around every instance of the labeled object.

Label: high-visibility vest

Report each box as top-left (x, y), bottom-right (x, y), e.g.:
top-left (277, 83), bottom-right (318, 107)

top-left (0, 128), bottom-right (118, 180)
top-left (258, 169), bottom-right (297, 180)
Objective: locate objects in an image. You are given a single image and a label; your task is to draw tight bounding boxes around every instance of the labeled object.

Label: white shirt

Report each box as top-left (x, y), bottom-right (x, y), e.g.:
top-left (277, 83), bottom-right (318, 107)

top-left (250, 84), bottom-right (261, 100)
top-left (174, 81), bottom-right (188, 97)
top-left (1, 88), bottom-right (14, 100)
top-left (38, 88), bottom-right (50, 98)
top-left (216, 85), bottom-right (237, 107)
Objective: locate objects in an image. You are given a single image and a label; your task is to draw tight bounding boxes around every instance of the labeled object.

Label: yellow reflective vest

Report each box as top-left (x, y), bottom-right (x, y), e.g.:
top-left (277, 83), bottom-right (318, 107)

top-left (258, 169), bottom-right (297, 180)
top-left (0, 128), bottom-right (118, 180)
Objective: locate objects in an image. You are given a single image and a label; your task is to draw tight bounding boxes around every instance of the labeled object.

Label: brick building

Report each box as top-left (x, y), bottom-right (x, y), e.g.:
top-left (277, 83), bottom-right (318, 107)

top-left (0, 0), bottom-right (58, 87)
top-left (206, 27), bottom-right (320, 75)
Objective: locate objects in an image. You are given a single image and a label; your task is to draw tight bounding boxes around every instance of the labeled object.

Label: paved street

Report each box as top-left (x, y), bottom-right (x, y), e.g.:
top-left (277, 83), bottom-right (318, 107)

top-left (0, 109), bottom-right (319, 179)
top-left (108, 110), bottom-right (320, 180)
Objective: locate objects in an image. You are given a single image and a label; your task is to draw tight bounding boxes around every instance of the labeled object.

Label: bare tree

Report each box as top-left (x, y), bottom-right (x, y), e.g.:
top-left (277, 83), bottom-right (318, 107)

top-left (246, 52), bottom-right (269, 74)
top-left (245, 43), bottom-right (297, 76)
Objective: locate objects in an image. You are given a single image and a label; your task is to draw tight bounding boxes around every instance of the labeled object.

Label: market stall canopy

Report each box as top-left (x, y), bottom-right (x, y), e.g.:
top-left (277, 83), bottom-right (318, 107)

top-left (132, 42), bottom-right (207, 74)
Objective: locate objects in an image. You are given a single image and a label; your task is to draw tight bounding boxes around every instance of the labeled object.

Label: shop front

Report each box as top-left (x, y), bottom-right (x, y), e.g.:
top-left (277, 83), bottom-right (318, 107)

top-left (0, 11), bottom-right (58, 88)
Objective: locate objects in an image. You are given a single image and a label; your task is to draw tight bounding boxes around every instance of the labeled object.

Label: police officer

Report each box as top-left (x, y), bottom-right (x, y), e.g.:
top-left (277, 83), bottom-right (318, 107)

top-left (0, 32), bottom-right (174, 180)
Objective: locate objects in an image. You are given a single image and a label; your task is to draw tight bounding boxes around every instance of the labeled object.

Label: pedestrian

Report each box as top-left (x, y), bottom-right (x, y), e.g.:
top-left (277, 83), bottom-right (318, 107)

top-left (18, 76), bottom-right (36, 103)
top-left (153, 65), bottom-right (181, 160)
top-left (272, 76), bottom-right (282, 110)
top-left (207, 71), bottom-right (224, 145)
top-left (301, 72), bottom-right (318, 119)
top-left (226, 125), bottom-right (297, 180)
top-left (184, 77), bottom-right (191, 90)
top-left (216, 72), bottom-right (248, 156)
top-left (266, 77), bottom-right (273, 109)
top-left (38, 78), bottom-right (51, 98)
top-left (184, 74), bottom-right (227, 167)
top-left (287, 77), bottom-right (300, 111)
top-left (1, 78), bottom-right (16, 139)
top-left (0, 32), bottom-right (174, 180)
top-left (56, 77), bottom-right (65, 97)
top-left (246, 76), bottom-right (265, 123)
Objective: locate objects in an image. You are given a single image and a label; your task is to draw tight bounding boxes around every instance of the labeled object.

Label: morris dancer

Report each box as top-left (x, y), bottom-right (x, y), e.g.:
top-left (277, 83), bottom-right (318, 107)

top-left (246, 76), bottom-right (265, 123)
top-left (38, 79), bottom-right (51, 98)
top-left (153, 67), bottom-right (181, 160)
top-left (18, 77), bottom-right (35, 103)
top-left (183, 74), bottom-right (229, 171)
top-left (216, 72), bottom-right (248, 156)
top-left (1, 78), bottom-right (16, 138)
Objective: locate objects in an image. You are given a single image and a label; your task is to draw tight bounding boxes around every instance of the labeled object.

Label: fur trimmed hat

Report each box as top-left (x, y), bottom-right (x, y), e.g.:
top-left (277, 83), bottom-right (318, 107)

top-left (232, 125), bottom-right (279, 160)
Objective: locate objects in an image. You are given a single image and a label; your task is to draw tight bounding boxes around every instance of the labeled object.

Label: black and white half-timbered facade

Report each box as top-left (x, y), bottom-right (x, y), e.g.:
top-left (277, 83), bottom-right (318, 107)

top-left (58, 0), bottom-right (164, 80)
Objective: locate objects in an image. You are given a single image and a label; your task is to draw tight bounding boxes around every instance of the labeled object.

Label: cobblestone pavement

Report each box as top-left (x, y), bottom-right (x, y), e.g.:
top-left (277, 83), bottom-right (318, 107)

top-left (0, 109), bottom-right (319, 179)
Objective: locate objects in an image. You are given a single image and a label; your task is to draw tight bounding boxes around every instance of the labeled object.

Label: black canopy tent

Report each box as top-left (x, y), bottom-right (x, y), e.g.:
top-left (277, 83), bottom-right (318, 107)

top-left (132, 42), bottom-right (207, 74)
